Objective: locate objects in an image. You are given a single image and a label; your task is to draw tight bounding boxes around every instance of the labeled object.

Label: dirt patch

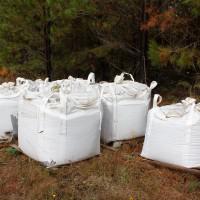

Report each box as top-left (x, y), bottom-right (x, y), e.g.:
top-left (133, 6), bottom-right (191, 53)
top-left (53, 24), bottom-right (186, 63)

top-left (0, 139), bottom-right (200, 200)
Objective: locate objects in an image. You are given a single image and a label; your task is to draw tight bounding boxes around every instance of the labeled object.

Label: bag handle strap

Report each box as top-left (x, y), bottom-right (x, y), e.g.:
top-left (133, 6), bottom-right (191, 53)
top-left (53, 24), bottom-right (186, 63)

top-left (114, 72), bottom-right (134, 84)
top-left (181, 97), bottom-right (196, 118)
top-left (16, 77), bottom-right (26, 86)
top-left (123, 72), bottom-right (134, 81)
top-left (149, 81), bottom-right (157, 90)
top-left (41, 93), bottom-right (61, 108)
top-left (108, 84), bottom-right (118, 137)
top-left (181, 97), bottom-right (196, 107)
top-left (37, 93), bottom-right (61, 133)
top-left (87, 72), bottom-right (95, 84)
top-left (100, 84), bottom-right (106, 100)
top-left (44, 77), bottom-right (49, 83)
top-left (153, 94), bottom-right (162, 108)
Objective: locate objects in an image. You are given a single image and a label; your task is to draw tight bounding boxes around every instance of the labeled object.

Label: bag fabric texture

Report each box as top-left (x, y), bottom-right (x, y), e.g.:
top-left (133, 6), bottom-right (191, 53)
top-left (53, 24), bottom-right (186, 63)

top-left (0, 80), bottom-right (27, 140)
top-left (141, 95), bottom-right (200, 168)
top-left (18, 73), bottom-right (101, 167)
top-left (100, 72), bottom-right (157, 143)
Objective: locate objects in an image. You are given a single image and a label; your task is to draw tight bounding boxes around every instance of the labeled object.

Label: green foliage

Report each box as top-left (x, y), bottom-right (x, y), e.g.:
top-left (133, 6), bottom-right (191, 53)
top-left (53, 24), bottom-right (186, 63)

top-left (176, 50), bottom-right (193, 69)
top-left (182, 0), bottom-right (200, 16)
top-left (65, 0), bottom-right (96, 18)
top-left (5, 147), bottom-right (20, 156)
top-left (0, 0), bottom-right (199, 86)
top-left (146, 0), bottom-right (200, 88)
top-left (148, 40), bottom-right (161, 67)
top-left (66, 43), bottom-right (118, 71)
top-left (188, 180), bottom-right (200, 192)
top-left (0, 0), bottom-right (46, 70)
top-left (0, 0), bottom-right (98, 78)
top-left (149, 44), bottom-right (200, 71)
top-left (177, 80), bottom-right (192, 89)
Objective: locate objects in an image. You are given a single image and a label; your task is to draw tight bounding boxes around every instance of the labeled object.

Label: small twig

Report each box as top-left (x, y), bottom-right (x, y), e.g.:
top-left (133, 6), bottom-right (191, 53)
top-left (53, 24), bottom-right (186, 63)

top-left (0, 161), bottom-right (8, 165)
top-left (101, 144), bottom-right (118, 152)
top-left (144, 158), bottom-right (200, 177)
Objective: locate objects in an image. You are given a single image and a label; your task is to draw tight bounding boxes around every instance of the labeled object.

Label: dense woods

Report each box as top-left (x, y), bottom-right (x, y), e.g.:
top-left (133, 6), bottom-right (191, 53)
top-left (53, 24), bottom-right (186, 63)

top-left (0, 0), bottom-right (199, 93)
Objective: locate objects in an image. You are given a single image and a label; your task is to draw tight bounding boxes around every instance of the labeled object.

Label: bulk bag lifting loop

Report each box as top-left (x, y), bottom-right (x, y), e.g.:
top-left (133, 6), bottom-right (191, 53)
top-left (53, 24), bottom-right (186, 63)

top-left (87, 72), bottom-right (95, 84)
top-left (150, 81), bottom-right (158, 90)
top-left (153, 94), bottom-right (162, 108)
top-left (114, 72), bottom-right (134, 84)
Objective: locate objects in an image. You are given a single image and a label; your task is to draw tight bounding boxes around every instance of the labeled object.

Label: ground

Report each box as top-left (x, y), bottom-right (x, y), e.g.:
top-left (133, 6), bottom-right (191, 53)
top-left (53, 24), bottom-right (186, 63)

top-left (0, 138), bottom-right (200, 200)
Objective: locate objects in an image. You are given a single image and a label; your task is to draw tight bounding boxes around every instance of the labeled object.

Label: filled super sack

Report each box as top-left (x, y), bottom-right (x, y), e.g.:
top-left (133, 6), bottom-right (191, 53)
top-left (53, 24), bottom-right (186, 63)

top-left (141, 95), bottom-right (200, 168)
top-left (100, 72), bottom-right (157, 143)
top-left (18, 82), bottom-right (101, 167)
top-left (0, 79), bottom-right (27, 141)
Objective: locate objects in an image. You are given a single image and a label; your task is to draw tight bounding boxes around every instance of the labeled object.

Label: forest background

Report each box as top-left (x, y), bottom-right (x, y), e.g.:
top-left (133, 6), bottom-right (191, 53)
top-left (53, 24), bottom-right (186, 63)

top-left (0, 0), bottom-right (200, 97)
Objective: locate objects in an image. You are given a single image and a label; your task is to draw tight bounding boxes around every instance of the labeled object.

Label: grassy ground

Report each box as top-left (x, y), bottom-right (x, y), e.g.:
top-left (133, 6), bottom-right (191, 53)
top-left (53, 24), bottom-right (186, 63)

top-left (1, 138), bottom-right (200, 200)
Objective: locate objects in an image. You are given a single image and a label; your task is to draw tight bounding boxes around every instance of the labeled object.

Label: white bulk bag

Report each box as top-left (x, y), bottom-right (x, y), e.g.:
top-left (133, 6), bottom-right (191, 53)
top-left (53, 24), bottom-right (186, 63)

top-left (0, 81), bottom-right (25, 140)
top-left (18, 84), bottom-right (101, 167)
top-left (141, 95), bottom-right (200, 168)
top-left (100, 72), bottom-right (157, 143)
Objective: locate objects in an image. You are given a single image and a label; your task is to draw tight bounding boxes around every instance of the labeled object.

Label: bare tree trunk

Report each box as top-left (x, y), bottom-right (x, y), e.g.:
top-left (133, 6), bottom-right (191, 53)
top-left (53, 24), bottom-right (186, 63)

top-left (139, 0), bottom-right (148, 83)
top-left (44, 4), bottom-right (52, 81)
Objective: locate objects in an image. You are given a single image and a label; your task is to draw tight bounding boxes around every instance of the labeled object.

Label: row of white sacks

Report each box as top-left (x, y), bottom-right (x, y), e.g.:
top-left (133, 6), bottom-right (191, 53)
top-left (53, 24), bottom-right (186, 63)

top-left (0, 72), bottom-right (157, 166)
top-left (1, 73), bottom-right (200, 168)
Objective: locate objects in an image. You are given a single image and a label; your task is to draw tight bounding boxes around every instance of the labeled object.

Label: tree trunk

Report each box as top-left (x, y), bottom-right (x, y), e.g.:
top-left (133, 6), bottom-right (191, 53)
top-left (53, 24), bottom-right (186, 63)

top-left (44, 4), bottom-right (52, 81)
top-left (139, 0), bottom-right (148, 83)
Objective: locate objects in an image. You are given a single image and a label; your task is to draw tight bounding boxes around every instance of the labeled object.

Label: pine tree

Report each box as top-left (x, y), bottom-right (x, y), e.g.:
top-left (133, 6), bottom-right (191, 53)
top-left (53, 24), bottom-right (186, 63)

top-left (0, 0), bottom-right (96, 79)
